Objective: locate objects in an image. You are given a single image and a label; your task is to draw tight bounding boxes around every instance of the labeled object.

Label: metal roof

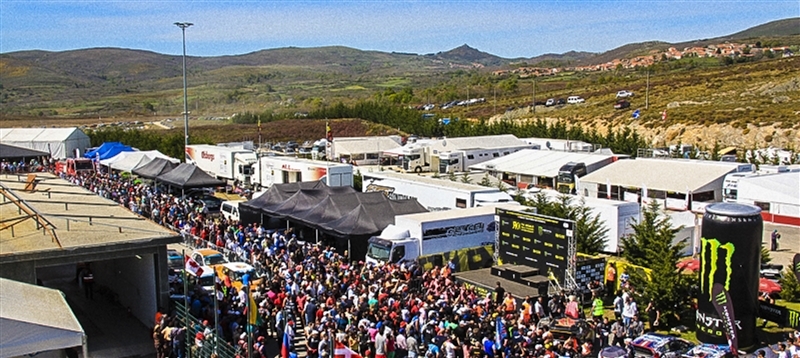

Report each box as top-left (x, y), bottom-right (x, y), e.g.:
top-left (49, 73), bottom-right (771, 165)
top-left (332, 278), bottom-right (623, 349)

top-left (0, 173), bottom-right (179, 260)
top-left (362, 170), bottom-right (501, 192)
top-left (423, 134), bottom-right (530, 152)
top-left (396, 204), bottom-right (519, 222)
top-left (580, 158), bottom-right (743, 192)
top-left (470, 149), bottom-right (614, 177)
top-left (738, 171), bottom-right (800, 205)
top-left (332, 136), bottom-right (403, 155)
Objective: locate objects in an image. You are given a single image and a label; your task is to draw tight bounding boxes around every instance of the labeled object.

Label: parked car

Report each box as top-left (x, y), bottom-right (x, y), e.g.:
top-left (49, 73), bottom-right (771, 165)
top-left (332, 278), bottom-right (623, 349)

top-left (631, 333), bottom-right (694, 358)
top-left (556, 98), bottom-right (566, 105)
top-left (221, 200), bottom-right (243, 222)
top-left (617, 90), bottom-right (635, 98)
top-left (682, 344), bottom-right (731, 358)
top-left (567, 96), bottom-right (585, 104)
top-left (545, 98), bottom-right (556, 107)
top-left (192, 194), bottom-right (223, 213)
top-left (215, 262), bottom-right (264, 292)
top-left (190, 249), bottom-right (226, 268)
top-left (614, 100), bottom-right (631, 109)
top-left (167, 249), bottom-right (184, 270)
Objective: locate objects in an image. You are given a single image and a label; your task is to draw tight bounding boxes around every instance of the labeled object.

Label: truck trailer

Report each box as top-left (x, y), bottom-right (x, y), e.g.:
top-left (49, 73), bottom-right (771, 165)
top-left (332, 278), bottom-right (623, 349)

top-left (384, 135), bottom-right (534, 174)
top-left (362, 171), bottom-right (517, 211)
top-left (252, 156), bottom-right (353, 190)
top-left (185, 145), bottom-right (258, 187)
top-left (365, 206), bottom-right (503, 267)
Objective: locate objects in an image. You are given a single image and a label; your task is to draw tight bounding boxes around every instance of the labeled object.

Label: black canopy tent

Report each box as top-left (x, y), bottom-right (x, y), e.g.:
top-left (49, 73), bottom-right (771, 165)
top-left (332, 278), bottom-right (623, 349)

top-left (239, 180), bottom-right (427, 259)
top-left (132, 157), bottom-right (179, 179)
top-left (155, 163), bottom-right (225, 192)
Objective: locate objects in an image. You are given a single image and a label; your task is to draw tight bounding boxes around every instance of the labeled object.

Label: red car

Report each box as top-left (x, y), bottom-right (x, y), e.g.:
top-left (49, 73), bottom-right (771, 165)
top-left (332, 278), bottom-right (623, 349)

top-left (614, 100), bottom-right (631, 110)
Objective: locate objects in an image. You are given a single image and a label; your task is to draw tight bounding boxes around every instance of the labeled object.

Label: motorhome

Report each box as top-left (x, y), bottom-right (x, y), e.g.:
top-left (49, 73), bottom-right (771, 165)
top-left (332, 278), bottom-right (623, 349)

top-left (251, 156), bottom-right (353, 190)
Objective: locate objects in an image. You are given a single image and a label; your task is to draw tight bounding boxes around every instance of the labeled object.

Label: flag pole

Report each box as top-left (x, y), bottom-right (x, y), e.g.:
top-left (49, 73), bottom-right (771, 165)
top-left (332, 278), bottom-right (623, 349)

top-left (182, 249), bottom-right (188, 312)
top-left (247, 286), bottom-right (253, 358)
top-left (213, 271), bottom-right (219, 355)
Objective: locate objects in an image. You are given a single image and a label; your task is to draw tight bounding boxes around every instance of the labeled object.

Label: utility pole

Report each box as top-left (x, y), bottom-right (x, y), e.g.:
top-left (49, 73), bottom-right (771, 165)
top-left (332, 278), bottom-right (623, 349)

top-left (645, 69), bottom-right (650, 110)
top-left (532, 78), bottom-right (536, 114)
top-left (175, 22), bottom-right (193, 160)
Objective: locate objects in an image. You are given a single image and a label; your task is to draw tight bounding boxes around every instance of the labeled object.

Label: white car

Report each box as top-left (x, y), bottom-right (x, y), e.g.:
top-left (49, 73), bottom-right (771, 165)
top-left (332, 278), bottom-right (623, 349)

top-left (616, 90), bottom-right (634, 98)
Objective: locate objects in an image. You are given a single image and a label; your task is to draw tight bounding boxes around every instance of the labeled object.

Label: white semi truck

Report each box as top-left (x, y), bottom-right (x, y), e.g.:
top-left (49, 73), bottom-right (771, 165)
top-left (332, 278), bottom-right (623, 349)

top-left (386, 135), bottom-right (534, 174)
top-left (365, 206), bottom-right (502, 266)
top-left (185, 145), bottom-right (258, 187)
top-left (362, 171), bottom-right (517, 211)
top-left (252, 156), bottom-right (353, 190)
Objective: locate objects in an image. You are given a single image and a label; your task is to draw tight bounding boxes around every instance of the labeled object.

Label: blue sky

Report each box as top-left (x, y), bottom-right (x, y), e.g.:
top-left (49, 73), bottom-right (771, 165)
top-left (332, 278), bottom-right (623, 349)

top-left (1, 1), bottom-right (797, 58)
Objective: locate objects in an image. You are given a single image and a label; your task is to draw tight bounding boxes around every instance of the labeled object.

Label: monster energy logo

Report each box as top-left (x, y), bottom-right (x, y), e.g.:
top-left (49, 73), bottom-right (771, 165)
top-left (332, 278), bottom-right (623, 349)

top-left (790, 310), bottom-right (800, 328)
top-left (715, 291), bottom-right (728, 305)
top-left (700, 237), bottom-right (735, 297)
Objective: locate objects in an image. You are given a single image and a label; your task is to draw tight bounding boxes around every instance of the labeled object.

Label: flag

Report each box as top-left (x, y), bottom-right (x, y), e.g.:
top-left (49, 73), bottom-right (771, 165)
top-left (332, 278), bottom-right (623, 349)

top-left (685, 189), bottom-right (692, 210)
top-left (334, 341), bottom-right (363, 358)
top-left (641, 183), bottom-right (648, 205)
top-left (185, 256), bottom-right (203, 276)
top-left (662, 110), bottom-right (667, 121)
top-left (711, 283), bottom-right (739, 353)
top-left (792, 253), bottom-right (800, 282)
top-left (326, 121), bottom-right (333, 142)
top-left (495, 317), bottom-right (506, 350)
top-left (248, 291), bottom-right (258, 325)
top-left (281, 330), bottom-right (291, 358)
top-left (257, 119), bottom-right (262, 133)
top-left (632, 109), bottom-right (640, 119)
top-left (574, 174), bottom-right (581, 196)
top-left (606, 178), bottom-right (612, 199)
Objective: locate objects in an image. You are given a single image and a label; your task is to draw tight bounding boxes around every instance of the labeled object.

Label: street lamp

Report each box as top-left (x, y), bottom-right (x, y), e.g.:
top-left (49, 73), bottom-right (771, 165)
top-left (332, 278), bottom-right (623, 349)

top-left (174, 22), bottom-right (193, 161)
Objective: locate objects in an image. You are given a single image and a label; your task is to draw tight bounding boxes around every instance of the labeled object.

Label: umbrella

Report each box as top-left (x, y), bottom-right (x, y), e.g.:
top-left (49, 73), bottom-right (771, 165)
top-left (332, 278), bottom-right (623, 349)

top-left (759, 277), bottom-right (781, 294)
top-left (600, 346), bottom-right (628, 358)
top-left (677, 258), bottom-right (700, 272)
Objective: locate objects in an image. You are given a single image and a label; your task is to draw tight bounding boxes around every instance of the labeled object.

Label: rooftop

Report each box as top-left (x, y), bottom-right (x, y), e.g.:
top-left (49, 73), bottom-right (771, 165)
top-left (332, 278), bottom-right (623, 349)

top-left (0, 173), bottom-right (179, 262)
top-left (470, 149), bottom-right (614, 177)
top-left (362, 170), bottom-right (501, 192)
top-left (580, 158), bottom-right (743, 193)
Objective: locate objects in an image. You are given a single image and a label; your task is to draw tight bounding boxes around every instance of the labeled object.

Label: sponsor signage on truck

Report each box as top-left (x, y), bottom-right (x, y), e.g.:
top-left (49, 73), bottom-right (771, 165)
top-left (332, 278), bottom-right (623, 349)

top-left (496, 207), bottom-right (574, 284)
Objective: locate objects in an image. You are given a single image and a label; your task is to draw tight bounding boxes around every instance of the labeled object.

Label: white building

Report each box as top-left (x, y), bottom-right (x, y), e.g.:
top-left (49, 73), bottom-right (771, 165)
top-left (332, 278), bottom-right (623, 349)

top-left (579, 158), bottom-right (754, 211)
top-left (0, 127), bottom-right (91, 159)
top-left (470, 149), bottom-right (617, 189)
top-left (735, 171), bottom-right (800, 226)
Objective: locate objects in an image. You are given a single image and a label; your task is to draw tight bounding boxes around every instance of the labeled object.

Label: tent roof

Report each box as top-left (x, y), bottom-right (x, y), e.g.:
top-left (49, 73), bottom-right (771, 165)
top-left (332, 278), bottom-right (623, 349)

top-left (84, 142), bottom-right (121, 158)
top-left (0, 143), bottom-right (49, 159)
top-left (104, 151), bottom-right (178, 172)
top-left (132, 157), bottom-right (179, 179)
top-left (243, 180), bottom-right (426, 237)
top-left (581, 158), bottom-right (742, 193)
top-left (0, 127), bottom-right (88, 143)
top-left (470, 149), bottom-right (614, 178)
top-left (155, 163), bottom-right (226, 189)
top-left (0, 278), bottom-right (84, 357)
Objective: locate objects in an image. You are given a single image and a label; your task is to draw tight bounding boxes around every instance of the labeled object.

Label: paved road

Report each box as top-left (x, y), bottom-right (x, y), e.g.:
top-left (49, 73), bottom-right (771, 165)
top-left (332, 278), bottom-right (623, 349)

top-left (762, 222), bottom-right (799, 269)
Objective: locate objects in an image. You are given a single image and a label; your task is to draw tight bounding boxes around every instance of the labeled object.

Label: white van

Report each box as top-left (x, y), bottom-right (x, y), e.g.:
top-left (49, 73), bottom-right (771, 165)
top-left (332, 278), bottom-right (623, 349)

top-left (221, 200), bottom-right (244, 222)
top-left (187, 265), bottom-right (215, 293)
top-left (567, 96), bottom-right (585, 104)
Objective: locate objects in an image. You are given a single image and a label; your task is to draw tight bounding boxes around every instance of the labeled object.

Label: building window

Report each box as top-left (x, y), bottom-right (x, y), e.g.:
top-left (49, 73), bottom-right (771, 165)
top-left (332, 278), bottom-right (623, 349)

top-left (754, 201), bottom-right (770, 212)
top-left (467, 155), bottom-right (474, 160)
top-left (456, 198), bottom-right (467, 208)
top-left (493, 152), bottom-right (500, 157)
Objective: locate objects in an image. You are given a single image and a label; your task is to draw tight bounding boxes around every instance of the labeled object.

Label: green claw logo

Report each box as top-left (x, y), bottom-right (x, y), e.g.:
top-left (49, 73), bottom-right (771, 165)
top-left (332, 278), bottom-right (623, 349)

top-left (789, 310), bottom-right (800, 328)
top-left (700, 237), bottom-right (735, 299)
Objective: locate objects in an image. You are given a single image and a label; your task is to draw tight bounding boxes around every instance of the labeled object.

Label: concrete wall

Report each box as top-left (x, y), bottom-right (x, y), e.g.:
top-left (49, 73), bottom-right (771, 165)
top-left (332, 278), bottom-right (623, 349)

top-left (93, 254), bottom-right (156, 327)
top-left (0, 261), bottom-right (36, 284)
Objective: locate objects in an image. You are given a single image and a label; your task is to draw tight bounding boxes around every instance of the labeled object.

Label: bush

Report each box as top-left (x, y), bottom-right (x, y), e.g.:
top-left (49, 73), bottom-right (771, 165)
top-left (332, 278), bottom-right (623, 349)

top-left (779, 268), bottom-right (800, 302)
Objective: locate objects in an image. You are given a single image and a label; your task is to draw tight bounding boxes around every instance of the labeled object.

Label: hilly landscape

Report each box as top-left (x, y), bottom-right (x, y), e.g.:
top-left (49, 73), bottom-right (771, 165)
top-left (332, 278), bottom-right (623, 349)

top-left (1, 17), bottom-right (799, 152)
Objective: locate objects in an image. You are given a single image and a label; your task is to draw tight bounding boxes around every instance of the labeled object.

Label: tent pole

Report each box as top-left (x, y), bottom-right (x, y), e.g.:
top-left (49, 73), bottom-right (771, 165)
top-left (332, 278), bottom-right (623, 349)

top-left (315, 230), bottom-right (319, 244)
top-left (348, 238), bottom-right (351, 261)
top-left (82, 333), bottom-right (89, 358)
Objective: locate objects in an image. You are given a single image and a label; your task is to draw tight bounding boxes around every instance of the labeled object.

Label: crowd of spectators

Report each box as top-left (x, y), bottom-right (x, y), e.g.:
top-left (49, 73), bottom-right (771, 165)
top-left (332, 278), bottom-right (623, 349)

top-left (59, 167), bottom-right (662, 358)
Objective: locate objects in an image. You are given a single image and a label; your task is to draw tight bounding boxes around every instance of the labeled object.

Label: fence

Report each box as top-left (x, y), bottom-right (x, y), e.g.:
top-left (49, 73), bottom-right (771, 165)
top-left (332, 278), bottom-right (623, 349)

top-left (175, 302), bottom-right (239, 358)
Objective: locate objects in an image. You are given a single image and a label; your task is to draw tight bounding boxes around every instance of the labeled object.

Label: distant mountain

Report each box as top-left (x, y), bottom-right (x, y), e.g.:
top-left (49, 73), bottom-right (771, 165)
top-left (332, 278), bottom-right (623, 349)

top-left (726, 17), bottom-right (800, 39)
top-left (436, 44), bottom-right (508, 66)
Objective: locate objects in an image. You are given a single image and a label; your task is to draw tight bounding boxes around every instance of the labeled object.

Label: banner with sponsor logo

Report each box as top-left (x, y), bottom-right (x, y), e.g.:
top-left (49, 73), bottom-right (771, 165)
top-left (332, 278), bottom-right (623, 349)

top-left (496, 208), bottom-right (574, 284)
top-left (711, 283), bottom-right (739, 353)
top-left (758, 301), bottom-right (800, 330)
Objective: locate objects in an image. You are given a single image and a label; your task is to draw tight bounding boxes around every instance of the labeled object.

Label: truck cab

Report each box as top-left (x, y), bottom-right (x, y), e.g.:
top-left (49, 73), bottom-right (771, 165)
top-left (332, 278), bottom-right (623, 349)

top-left (366, 236), bottom-right (419, 265)
top-left (438, 152), bottom-right (463, 174)
top-left (233, 152), bottom-right (257, 187)
top-left (401, 147), bottom-right (433, 173)
top-left (556, 162), bottom-right (587, 194)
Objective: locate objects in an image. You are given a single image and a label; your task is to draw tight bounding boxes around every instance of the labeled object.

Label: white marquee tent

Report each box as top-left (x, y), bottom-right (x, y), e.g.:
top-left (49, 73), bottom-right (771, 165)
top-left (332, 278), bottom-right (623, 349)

top-left (0, 127), bottom-right (91, 159)
top-left (0, 278), bottom-right (86, 358)
top-left (101, 150), bottom-right (180, 172)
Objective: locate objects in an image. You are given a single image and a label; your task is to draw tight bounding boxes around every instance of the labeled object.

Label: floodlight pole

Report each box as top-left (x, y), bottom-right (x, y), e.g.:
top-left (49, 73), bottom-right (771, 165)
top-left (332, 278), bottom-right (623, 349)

top-left (175, 22), bottom-right (193, 161)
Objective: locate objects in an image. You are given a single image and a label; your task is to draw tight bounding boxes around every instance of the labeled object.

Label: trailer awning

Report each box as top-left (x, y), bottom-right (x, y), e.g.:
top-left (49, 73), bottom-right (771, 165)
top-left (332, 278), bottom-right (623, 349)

top-left (474, 191), bottom-right (515, 204)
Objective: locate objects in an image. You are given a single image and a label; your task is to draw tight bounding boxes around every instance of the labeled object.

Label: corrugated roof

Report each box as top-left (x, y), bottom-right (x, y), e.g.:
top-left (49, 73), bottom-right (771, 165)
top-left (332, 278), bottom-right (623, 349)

top-left (332, 136), bottom-right (402, 155)
top-left (362, 170), bottom-right (501, 192)
top-left (470, 149), bottom-right (613, 177)
top-left (580, 158), bottom-right (742, 192)
top-left (738, 172), bottom-right (799, 205)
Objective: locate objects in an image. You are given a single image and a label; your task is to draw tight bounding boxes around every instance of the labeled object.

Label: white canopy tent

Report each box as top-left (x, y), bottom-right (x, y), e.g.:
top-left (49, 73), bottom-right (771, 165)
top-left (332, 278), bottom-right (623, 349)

top-left (101, 150), bottom-right (179, 172)
top-left (0, 278), bottom-right (86, 358)
top-left (0, 127), bottom-right (90, 159)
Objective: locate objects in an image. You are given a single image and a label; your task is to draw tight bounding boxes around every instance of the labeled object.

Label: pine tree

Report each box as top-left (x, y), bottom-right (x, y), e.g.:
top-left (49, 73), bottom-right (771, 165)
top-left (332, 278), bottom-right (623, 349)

top-left (448, 171), bottom-right (457, 182)
top-left (622, 200), bottom-right (694, 325)
top-left (460, 172), bottom-right (472, 184)
top-left (573, 202), bottom-right (609, 255)
top-left (478, 173), bottom-right (492, 187)
top-left (779, 267), bottom-right (800, 302)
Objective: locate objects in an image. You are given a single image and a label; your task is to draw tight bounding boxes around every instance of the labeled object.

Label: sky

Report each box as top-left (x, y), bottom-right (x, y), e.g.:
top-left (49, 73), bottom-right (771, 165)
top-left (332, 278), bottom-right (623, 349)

top-left (1, 1), bottom-right (798, 59)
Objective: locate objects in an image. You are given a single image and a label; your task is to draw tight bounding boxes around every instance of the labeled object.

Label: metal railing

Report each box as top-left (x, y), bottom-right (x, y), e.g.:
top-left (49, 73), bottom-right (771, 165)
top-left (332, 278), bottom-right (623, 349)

top-left (175, 302), bottom-right (239, 358)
